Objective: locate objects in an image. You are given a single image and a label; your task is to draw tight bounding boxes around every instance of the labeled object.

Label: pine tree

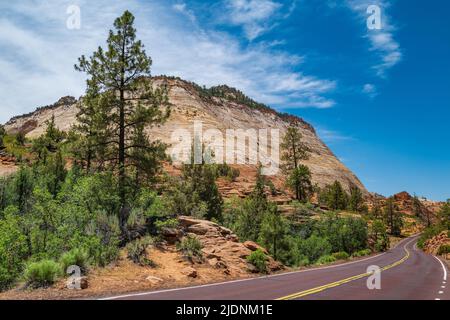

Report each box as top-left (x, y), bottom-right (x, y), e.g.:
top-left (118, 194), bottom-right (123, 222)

top-left (281, 126), bottom-right (311, 201)
top-left (348, 184), bottom-right (364, 212)
top-left (0, 124), bottom-right (5, 149)
top-left (412, 195), bottom-right (431, 227)
top-left (286, 165), bottom-right (312, 203)
top-left (320, 181), bottom-right (348, 211)
top-left (384, 197), bottom-right (403, 236)
top-left (75, 11), bottom-right (170, 229)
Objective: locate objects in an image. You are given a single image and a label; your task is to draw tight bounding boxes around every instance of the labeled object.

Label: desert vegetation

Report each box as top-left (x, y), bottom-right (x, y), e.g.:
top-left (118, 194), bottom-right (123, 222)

top-left (0, 11), bottom-right (416, 294)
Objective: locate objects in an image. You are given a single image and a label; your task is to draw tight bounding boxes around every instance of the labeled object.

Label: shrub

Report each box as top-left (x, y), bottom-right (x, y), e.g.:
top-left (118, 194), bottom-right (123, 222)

top-left (332, 252), bottom-right (350, 260)
top-left (352, 249), bottom-right (371, 258)
top-left (24, 260), bottom-right (61, 288)
top-left (247, 249), bottom-right (268, 273)
top-left (437, 244), bottom-right (450, 256)
top-left (298, 235), bottom-right (332, 264)
top-left (126, 236), bottom-right (155, 266)
top-left (316, 255), bottom-right (336, 265)
top-left (177, 235), bottom-right (203, 260)
top-left (59, 248), bottom-right (89, 275)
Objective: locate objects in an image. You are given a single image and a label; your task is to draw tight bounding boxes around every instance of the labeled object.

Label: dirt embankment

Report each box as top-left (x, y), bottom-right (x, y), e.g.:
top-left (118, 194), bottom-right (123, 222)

top-left (0, 217), bottom-right (282, 300)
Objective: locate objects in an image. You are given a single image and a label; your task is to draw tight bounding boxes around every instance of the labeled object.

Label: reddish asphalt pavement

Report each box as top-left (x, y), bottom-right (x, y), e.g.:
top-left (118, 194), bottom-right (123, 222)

top-left (103, 236), bottom-right (449, 300)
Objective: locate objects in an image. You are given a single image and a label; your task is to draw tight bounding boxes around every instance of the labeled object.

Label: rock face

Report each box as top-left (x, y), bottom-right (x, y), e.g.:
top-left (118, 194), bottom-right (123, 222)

top-left (176, 216), bottom-right (283, 274)
top-left (423, 232), bottom-right (450, 257)
top-left (3, 76), bottom-right (366, 194)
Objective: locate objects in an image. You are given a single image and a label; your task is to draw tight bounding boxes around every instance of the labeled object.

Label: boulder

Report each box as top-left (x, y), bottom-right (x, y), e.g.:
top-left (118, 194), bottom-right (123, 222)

top-left (243, 241), bottom-right (269, 255)
top-left (181, 267), bottom-right (198, 278)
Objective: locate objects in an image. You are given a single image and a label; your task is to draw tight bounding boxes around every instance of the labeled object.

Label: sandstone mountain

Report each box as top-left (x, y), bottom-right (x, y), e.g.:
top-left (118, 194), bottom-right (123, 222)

top-left (3, 76), bottom-right (367, 194)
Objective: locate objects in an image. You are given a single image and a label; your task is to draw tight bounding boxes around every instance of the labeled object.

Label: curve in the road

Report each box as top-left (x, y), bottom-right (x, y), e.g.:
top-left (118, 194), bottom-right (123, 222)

top-left (102, 236), bottom-right (449, 300)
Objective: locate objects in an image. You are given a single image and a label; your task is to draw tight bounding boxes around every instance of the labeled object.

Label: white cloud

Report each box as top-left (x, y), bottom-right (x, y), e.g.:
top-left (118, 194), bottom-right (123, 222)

top-left (347, 0), bottom-right (402, 76)
top-left (316, 127), bottom-right (355, 144)
top-left (0, 0), bottom-right (335, 124)
top-left (362, 83), bottom-right (377, 98)
top-left (225, 0), bottom-right (282, 40)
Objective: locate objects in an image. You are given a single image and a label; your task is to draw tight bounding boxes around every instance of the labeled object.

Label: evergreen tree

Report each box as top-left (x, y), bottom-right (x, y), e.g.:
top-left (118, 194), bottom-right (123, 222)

top-left (281, 126), bottom-right (311, 201)
top-left (320, 181), bottom-right (348, 211)
top-left (258, 208), bottom-right (288, 261)
top-left (412, 195), bottom-right (431, 227)
top-left (15, 131), bottom-right (26, 146)
top-left (75, 11), bottom-right (170, 229)
top-left (384, 197), bottom-right (403, 236)
top-left (0, 124), bottom-right (5, 149)
top-left (348, 184), bottom-right (364, 212)
top-left (32, 115), bottom-right (66, 162)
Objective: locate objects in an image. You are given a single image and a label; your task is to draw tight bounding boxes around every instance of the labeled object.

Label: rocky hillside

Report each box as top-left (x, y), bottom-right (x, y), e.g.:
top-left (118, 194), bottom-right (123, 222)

top-left (3, 76), bottom-right (366, 194)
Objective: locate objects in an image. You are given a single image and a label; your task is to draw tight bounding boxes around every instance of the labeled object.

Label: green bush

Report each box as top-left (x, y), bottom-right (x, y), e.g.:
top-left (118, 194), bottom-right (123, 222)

top-left (24, 260), bottom-right (61, 288)
top-left (247, 249), bottom-right (268, 273)
top-left (59, 248), bottom-right (89, 274)
top-left (126, 236), bottom-right (155, 266)
top-left (298, 235), bottom-right (332, 264)
top-left (352, 249), bottom-right (371, 258)
top-left (177, 235), bottom-right (203, 260)
top-left (332, 252), bottom-right (350, 260)
top-left (437, 245), bottom-right (450, 256)
top-left (316, 255), bottom-right (336, 265)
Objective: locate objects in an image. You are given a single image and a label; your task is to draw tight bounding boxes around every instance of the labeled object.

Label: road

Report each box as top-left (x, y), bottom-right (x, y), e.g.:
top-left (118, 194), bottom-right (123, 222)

top-left (103, 236), bottom-right (449, 300)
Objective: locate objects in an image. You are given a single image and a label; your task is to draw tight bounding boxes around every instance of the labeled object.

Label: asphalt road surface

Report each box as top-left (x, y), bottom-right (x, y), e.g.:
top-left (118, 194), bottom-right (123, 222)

top-left (103, 236), bottom-right (449, 300)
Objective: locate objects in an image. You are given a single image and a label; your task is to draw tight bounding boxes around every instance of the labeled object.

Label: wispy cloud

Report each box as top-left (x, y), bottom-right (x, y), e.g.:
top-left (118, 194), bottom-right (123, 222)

top-left (347, 0), bottom-right (402, 77)
top-left (362, 83), bottom-right (378, 98)
top-left (317, 127), bottom-right (355, 144)
top-left (0, 0), bottom-right (336, 123)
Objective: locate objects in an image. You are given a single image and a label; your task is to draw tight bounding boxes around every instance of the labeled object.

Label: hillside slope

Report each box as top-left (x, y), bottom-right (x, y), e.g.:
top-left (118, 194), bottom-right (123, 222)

top-left (3, 76), bottom-right (366, 194)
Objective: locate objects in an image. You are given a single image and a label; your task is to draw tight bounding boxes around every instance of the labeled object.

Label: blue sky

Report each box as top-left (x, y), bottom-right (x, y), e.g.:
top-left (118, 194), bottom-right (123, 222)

top-left (0, 0), bottom-right (449, 200)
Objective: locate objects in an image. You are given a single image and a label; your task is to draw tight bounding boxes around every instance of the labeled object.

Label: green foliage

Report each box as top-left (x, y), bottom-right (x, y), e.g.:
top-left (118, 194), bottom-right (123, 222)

top-left (417, 224), bottom-right (446, 249)
top-left (126, 236), bottom-right (155, 266)
top-left (59, 248), bottom-right (89, 275)
top-left (384, 197), bottom-right (403, 236)
top-left (351, 249), bottom-right (371, 258)
top-left (316, 255), bottom-right (336, 265)
top-left (286, 165), bottom-right (313, 203)
top-left (15, 131), bottom-right (26, 146)
top-left (168, 162), bottom-right (223, 222)
top-left (315, 214), bottom-right (368, 254)
top-left (332, 251), bottom-right (350, 260)
top-left (437, 245), bottom-right (450, 255)
top-left (438, 202), bottom-right (450, 229)
top-left (281, 127), bottom-right (311, 202)
top-left (258, 209), bottom-right (289, 261)
top-left (177, 235), bottom-right (203, 260)
top-left (75, 11), bottom-right (170, 229)
top-left (370, 220), bottom-right (390, 252)
top-left (24, 259), bottom-right (61, 288)
top-left (0, 206), bottom-right (29, 290)
top-left (348, 185), bottom-right (364, 212)
top-left (0, 125), bottom-right (5, 149)
top-left (319, 181), bottom-right (349, 211)
top-left (246, 249), bottom-right (268, 273)
top-left (298, 235), bottom-right (332, 264)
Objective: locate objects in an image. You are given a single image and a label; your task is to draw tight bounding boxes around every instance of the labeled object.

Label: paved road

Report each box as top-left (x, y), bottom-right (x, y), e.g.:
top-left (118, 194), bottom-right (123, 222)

top-left (103, 236), bottom-right (449, 300)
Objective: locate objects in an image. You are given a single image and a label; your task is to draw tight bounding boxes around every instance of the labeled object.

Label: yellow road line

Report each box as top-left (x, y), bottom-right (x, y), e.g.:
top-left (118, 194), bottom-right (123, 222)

top-left (276, 242), bottom-right (412, 300)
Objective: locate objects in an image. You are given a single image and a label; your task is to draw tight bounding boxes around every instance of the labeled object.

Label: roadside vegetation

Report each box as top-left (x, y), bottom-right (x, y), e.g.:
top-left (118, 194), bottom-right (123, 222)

top-left (0, 11), bottom-right (412, 293)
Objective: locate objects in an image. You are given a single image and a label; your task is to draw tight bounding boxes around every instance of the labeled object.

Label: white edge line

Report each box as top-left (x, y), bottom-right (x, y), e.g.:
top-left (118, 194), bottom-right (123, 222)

top-left (433, 255), bottom-right (448, 281)
top-left (99, 236), bottom-right (417, 300)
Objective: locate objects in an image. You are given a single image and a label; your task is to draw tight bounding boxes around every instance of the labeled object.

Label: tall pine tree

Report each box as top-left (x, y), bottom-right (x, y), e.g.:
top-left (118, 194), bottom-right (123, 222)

top-left (75, 11), bottom-right (170, 230)
top-left (281, 126), bottom-right (311, 202)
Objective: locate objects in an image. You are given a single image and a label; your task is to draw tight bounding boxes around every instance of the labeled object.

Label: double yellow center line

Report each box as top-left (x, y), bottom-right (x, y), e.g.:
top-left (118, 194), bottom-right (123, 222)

top-left (276, 242), bottom-right (412, 300)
